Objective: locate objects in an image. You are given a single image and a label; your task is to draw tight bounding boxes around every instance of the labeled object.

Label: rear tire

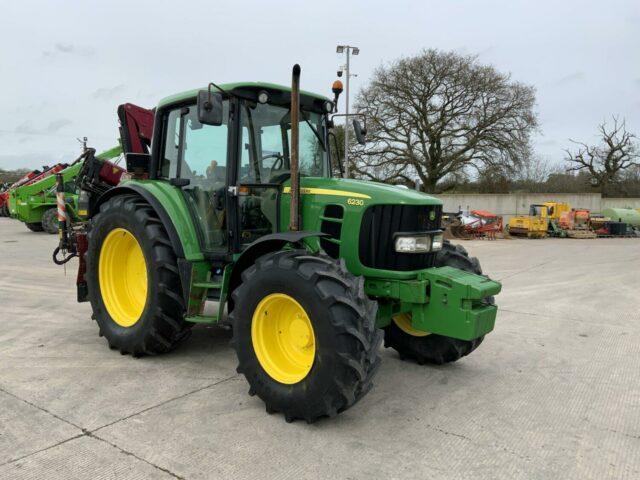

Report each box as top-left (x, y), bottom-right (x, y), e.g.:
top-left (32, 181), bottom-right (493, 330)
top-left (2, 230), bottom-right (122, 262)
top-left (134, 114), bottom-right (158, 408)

top-left (25, 222), bottom-right (43, 232)
top-left (41, 208), bottom-right (59, 234)
top-left (230, 250), bottom-right (382, 423)
top-left (87, 195), bottom-right (190, 356)
top-left (383, 241), bottom-right (493, 365)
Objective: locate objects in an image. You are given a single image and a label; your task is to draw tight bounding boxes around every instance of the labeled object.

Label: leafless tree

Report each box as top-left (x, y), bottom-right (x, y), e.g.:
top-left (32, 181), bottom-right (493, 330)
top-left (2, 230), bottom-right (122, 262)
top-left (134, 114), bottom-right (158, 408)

top-left (351, 49), bottom-right (538, 192)
top-left (514, 156), bottom-right (561, 184)
top-left (565, 117), bottom-right (639, 191)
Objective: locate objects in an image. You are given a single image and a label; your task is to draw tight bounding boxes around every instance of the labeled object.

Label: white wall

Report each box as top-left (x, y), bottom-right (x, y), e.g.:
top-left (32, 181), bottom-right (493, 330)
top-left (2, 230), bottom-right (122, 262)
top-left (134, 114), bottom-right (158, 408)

top-left (433, 193), bottom-right (640, 221)
top-left (602, 198), bottom-right (640, 209)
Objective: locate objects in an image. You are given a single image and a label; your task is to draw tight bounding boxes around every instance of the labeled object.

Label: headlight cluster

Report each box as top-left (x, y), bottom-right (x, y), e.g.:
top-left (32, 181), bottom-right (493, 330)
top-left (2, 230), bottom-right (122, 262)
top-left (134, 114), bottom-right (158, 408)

top-left (394, 233), bottom-right (444, 253)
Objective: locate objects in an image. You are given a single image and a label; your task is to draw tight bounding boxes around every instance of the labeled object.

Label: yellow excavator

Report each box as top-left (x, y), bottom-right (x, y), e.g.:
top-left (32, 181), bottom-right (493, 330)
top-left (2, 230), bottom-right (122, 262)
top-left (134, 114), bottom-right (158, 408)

top-left (507, 202), bottom-right (570, 238)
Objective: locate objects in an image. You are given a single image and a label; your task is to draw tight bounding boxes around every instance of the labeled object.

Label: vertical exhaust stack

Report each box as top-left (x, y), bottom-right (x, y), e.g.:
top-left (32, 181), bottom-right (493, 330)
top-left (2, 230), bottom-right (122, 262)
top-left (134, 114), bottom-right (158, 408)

top-left (289, 64), bottom-right (301, 231)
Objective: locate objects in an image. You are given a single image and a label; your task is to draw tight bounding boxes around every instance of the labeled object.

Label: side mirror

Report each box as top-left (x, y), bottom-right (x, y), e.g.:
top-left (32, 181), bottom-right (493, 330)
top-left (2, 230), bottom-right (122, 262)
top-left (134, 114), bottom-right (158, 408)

top-left (197, 90), bottom-right (223, 126)
top-left (353, 119), bottom-right (367, 145)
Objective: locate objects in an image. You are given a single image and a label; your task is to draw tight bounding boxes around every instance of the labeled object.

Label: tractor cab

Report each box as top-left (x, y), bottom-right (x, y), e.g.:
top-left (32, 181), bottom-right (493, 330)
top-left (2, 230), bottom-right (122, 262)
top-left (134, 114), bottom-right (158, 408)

top-left (121, 83), bottom-right (334, 257)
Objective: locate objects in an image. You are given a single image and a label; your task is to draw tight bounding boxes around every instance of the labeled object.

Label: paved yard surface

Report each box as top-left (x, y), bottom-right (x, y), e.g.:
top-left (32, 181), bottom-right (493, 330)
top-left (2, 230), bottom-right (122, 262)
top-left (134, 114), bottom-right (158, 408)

top-left (0, 216), bottom-right (638, 479)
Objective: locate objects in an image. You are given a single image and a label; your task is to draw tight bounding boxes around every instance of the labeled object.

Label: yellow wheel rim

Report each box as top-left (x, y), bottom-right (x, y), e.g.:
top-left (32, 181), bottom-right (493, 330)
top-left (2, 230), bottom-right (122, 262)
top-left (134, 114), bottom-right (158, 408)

top-left (392, 313), bottom-right (430, 337)
top-left (251, 293), bottom-right (315, 384)
top-left (98, 228), bottom-right (148, 327)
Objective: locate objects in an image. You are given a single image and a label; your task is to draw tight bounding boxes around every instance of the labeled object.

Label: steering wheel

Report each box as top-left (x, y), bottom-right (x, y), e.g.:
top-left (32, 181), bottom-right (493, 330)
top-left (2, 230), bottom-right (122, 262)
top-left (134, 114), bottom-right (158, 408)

top-left (261, 153), bottom-right (284, 171)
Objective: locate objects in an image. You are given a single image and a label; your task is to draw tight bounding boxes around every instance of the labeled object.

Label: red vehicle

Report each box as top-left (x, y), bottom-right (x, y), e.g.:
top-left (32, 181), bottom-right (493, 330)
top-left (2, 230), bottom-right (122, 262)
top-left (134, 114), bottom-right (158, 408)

top-left (1, 169), bottom-right (43, 216)
top-left (0, 165), bottom-right (68, 217)
top-left (0, 191), bottom-right (9, 216)
top-left (448, 209), bottom-right (503, 240)
top-left (465, 210), bottom-right (504, 239)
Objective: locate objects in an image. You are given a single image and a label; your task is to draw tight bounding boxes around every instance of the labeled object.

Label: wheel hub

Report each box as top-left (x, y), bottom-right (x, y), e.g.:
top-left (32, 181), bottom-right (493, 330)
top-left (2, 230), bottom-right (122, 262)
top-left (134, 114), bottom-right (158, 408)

top-left (392, 312), bottom-right (430, 337)
top-left (251, 293), bottom-right (316, 384)
top-left (98, 228), bottom-right (148, 327)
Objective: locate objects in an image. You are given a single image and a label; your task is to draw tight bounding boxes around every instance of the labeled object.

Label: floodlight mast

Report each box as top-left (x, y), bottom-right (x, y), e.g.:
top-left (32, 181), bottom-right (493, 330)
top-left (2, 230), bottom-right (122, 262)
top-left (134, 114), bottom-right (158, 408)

top-left (336, 45), bottom-right (359, 178)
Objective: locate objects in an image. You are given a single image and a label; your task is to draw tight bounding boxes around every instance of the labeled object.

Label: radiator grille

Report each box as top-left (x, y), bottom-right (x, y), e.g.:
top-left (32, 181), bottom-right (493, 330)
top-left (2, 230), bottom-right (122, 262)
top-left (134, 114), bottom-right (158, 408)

top-left (359, 204), bottom-right (442, 271)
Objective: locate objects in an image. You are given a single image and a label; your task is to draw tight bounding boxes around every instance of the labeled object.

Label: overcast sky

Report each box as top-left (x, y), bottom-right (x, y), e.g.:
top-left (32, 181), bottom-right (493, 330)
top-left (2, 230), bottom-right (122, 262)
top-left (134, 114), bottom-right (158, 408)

top-left (1, 0), bottom-right (638, 170)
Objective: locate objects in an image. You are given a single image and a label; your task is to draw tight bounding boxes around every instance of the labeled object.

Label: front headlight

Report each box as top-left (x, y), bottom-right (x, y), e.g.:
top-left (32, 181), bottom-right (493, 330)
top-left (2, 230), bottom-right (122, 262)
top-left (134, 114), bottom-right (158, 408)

top-left (431, 233), bottom-right (444, 251)
top-left (394, 233), bottom-right (444, 253)
top-left (395, 235), bottom-right (430, 253)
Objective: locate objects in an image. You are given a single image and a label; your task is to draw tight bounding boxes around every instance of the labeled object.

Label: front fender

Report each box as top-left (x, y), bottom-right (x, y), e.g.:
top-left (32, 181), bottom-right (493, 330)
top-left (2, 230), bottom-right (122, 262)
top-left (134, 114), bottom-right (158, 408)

top-left (227, 231), bottom-right (328, 311)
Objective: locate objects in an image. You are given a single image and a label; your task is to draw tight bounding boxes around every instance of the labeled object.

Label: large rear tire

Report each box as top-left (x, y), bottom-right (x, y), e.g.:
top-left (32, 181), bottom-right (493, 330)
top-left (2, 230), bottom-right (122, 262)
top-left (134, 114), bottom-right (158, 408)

top-left (86, 195), bottom-right (190, 356)
top-left (230, 250), bottom-right (382, 423)
top-left (383, 241), bottom-right (493, 365)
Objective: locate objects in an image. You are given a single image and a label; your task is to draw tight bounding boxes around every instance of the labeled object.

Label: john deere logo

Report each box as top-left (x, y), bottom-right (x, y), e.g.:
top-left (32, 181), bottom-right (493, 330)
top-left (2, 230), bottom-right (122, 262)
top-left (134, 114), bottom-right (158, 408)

top-left (429, 210), bottom-right (436, 221)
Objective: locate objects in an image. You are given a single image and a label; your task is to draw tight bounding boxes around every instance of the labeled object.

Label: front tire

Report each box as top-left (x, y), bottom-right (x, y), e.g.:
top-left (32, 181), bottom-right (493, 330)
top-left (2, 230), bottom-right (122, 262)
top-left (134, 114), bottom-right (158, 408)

top-left (86, 195), bottom-right (190, 356)
top-left (383, 241), bottom-right (492, 365)
top-left (230, 250), bottom-right (382, 423)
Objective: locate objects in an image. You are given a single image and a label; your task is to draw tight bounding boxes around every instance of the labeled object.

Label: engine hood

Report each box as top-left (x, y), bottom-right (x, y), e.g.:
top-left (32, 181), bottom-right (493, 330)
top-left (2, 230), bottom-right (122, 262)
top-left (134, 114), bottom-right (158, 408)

top-left (287, 177), bottom-right (442, 206)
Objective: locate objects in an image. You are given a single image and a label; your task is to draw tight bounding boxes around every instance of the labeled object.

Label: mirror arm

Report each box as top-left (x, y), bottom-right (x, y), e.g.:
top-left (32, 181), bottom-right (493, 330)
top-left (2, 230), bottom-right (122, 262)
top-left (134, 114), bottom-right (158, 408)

top-left (331, 112), bottom-right (367, 129)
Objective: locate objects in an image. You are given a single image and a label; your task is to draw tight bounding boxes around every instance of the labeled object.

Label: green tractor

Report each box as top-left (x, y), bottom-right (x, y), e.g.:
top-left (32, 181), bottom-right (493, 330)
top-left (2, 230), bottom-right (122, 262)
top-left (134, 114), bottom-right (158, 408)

top-left (9, 148), bottom-right (120, 233)
top-left (57, 66), bottom-right (501, 423)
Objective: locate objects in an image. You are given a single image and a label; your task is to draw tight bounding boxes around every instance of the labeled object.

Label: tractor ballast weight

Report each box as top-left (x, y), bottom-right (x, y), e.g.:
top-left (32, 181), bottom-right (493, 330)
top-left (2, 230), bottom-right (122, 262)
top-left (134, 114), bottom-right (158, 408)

top-left (57, 66), bottom-right (502, 423)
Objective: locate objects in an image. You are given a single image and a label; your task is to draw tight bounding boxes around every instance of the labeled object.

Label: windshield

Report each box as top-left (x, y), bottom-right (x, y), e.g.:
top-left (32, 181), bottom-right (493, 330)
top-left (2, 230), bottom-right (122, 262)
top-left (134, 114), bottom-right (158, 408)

top-left (239, 101), bottom-right (329, 184)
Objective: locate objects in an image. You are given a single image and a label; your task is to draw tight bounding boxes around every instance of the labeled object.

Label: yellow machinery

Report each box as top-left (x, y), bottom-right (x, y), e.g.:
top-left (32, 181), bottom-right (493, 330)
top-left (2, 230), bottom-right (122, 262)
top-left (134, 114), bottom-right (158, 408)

top-left (507, 202), bottom-right (571, 238)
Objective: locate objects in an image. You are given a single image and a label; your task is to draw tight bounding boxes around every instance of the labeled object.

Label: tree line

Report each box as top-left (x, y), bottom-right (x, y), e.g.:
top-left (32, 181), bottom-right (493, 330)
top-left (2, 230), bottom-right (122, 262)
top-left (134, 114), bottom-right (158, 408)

top-left (345, 49), bottom-right (639, 197)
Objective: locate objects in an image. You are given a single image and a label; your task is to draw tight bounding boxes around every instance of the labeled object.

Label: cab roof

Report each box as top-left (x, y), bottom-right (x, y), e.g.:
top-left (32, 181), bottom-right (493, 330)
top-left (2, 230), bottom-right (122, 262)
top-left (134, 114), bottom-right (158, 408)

top-left (157, 82), bottom-right (330, 109)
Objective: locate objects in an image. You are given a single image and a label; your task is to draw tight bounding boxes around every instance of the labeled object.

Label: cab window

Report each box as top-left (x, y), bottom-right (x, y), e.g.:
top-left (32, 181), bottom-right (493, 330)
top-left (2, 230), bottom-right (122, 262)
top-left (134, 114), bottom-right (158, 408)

top-left (160, 101), bottom-right (230, 252)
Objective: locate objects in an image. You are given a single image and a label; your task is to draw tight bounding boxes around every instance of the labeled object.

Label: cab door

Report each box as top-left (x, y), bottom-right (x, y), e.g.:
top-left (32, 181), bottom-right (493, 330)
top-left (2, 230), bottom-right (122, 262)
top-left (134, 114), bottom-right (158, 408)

top-left (234, 105), bottom-right (283, 248)
top-left (160, 101), bottom-right (231, 255)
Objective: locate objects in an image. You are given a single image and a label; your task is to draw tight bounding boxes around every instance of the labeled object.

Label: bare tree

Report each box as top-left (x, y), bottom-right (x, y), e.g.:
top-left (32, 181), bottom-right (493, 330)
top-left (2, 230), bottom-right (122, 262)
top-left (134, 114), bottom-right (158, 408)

top-left (351, 49), bottom-right (538, 192)
top-left (565, 117), bottom-right (639, 192)
top-left (514, 156), bottom-right (561, 184)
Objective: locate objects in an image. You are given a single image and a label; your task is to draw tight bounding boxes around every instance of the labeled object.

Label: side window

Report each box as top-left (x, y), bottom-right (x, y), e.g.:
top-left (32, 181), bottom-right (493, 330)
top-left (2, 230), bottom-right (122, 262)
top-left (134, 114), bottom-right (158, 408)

top-left (239, 126), bottom-right (252, 182)
top-left (182, 110), bottom-right (229, 181)
top-left (160, 104), bottom-right (229, 181)
top-left (160, 102), bottom-right (230, 252)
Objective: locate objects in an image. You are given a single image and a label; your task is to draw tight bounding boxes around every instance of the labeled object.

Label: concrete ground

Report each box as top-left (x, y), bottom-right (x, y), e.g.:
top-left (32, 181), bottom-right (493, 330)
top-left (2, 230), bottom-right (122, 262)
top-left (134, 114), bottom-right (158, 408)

top-left (0, 216), bottom-right (638, 480)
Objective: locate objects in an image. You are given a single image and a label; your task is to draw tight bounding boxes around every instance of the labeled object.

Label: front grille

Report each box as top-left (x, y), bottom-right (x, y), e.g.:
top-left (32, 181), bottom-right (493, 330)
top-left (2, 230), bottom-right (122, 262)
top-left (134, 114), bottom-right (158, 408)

top-left (359, 204), bottom-right (442, 271)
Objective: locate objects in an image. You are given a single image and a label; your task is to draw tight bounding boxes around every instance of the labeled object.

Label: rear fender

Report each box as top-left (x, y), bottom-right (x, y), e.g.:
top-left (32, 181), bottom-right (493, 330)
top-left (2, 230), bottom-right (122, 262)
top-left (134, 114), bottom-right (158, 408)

top-left (94, 185), bottom-right (186, 258)
top-left (91, 183), bottom-right (204, 307)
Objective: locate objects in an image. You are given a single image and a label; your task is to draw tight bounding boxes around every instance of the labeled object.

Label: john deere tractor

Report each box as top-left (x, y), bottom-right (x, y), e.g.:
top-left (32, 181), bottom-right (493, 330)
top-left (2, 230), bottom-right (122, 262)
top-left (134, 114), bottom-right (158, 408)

top-left (56, 66), bottom-right (501, 423)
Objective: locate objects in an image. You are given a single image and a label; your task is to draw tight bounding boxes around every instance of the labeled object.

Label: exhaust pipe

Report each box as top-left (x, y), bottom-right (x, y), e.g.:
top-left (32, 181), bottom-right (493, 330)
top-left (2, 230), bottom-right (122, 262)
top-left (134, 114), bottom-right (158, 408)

top-left (289, 64), bottom-right (301, 231)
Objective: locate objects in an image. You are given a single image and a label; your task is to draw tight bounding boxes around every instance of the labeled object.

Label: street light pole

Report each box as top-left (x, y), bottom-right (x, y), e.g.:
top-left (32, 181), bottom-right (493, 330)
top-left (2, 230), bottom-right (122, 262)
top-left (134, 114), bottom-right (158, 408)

top-left (336, 45), bottom-right (359, 179)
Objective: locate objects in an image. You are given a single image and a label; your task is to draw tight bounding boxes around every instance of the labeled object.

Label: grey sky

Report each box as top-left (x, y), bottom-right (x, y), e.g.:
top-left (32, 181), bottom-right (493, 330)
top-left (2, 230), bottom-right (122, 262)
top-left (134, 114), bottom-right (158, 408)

top-left (1, 0), bottom-right (638, 170)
